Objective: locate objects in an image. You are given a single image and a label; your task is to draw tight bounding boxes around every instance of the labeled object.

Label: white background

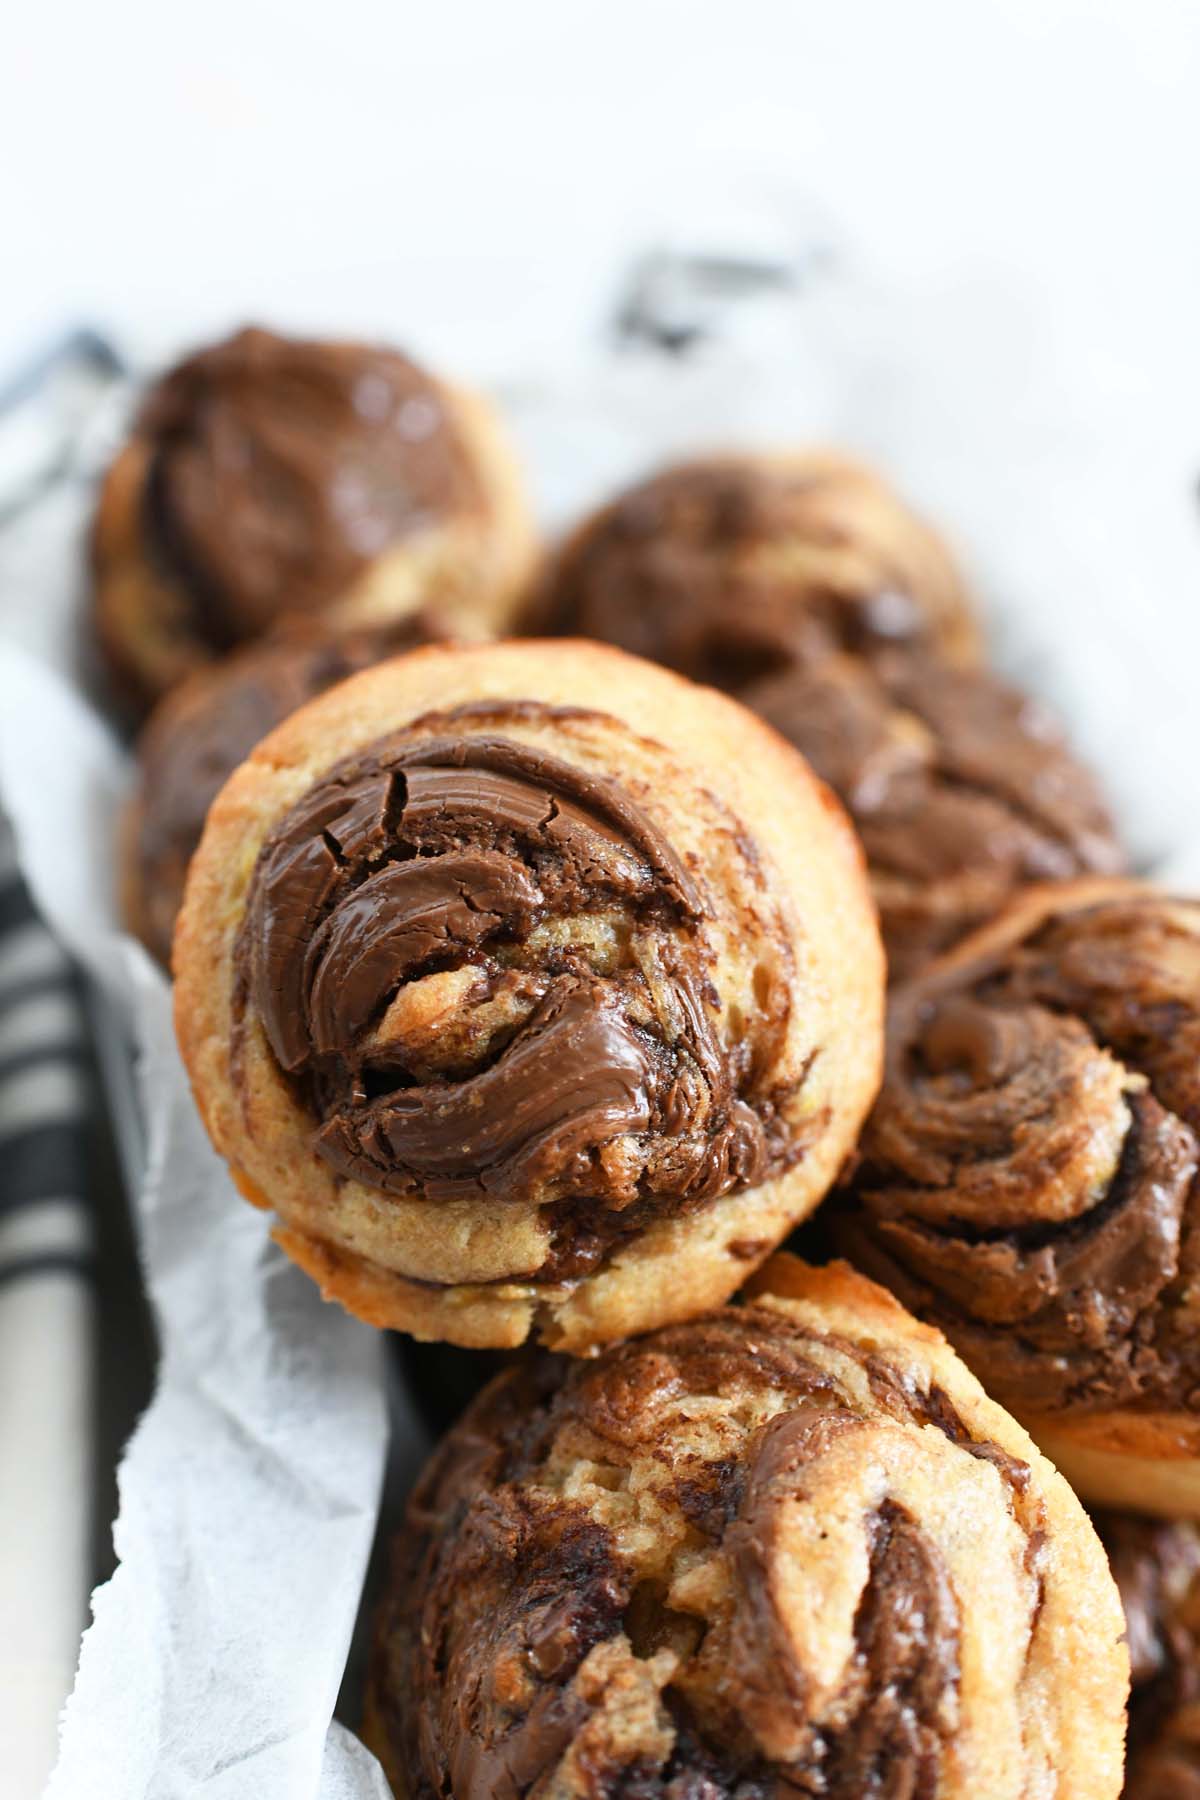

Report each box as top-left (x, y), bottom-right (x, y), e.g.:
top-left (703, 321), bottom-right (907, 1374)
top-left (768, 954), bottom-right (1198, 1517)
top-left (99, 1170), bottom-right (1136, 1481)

top-left (4, 0), bottom-right (1200, 379)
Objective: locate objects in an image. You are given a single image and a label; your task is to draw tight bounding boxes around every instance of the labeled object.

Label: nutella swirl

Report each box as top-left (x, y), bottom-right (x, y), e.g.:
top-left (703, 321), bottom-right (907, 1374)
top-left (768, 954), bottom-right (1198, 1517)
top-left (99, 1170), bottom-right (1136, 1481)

top-left (137, 326), bottom-right (483, 643)
top-left (366, 1285), bottom-right (1051, 1799)
top-left (538, 455), bottom-right (978, 683)
top-left (837, 889), bottom-right (1200, 1414)
top-left (131, 614), bottom-right (448, 965)
top-left (235, 707), bottom-right (791, 1273)
top-left (1098, 1512), bottom-right (1200, 1798)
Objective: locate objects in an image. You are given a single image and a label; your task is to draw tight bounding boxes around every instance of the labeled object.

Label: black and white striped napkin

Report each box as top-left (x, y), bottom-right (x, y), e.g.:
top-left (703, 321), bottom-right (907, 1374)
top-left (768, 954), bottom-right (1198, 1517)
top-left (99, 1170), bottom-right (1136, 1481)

top-left (0, 815), bottom-right (96, 1798)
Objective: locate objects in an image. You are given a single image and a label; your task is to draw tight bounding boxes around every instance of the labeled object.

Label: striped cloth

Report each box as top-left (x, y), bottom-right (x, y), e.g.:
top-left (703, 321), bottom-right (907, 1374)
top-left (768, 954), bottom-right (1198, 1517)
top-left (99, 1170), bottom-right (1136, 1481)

top-left (0, 815), bottom-right (95, 1799)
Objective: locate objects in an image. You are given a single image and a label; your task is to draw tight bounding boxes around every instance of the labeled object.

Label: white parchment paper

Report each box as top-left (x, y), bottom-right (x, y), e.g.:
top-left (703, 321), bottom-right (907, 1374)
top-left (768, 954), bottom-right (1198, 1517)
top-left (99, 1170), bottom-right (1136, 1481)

top-left (0, 643), bottom-right (396, 1799)
top-left (1, 225), bottom-right (1198, 1797)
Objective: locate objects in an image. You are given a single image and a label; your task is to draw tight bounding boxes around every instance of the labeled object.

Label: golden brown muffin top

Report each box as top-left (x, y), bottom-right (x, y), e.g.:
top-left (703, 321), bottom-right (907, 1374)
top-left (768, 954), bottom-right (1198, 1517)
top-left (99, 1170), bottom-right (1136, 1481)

top-left (232, 700), bottom-right (803, 1279)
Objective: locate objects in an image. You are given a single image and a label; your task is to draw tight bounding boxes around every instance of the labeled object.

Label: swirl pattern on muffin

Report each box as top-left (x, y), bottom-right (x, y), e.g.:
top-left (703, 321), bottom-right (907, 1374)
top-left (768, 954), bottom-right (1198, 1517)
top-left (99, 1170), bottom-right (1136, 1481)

top-left (835, 880), bottom-right (1200, 1510)
top-left (126, 612), bottom-right (458, 967)
top-left (533, 452), bottom-right (980, 680)
top-left (174, 642), bottom-right (883, 1348)
top-left (91, 326), bottom-right (534, 713)
top-left (239, 727), bottom-right (777, 1212)
top-left (746, 650), bottom-right (1124, 981)
top-left (364, 1257), bottom-right (1127, 1799)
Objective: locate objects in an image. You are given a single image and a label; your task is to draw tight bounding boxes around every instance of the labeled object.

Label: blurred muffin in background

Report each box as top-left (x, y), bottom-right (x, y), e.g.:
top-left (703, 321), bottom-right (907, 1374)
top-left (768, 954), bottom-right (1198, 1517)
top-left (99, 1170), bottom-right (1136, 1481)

top-left (1097, 1511), bottom-right (1200, 1796)
top-left (92, 326), bottom-right (535, 716)
top-left (125, 611), bottom-right (463, 967)
top-left (746, 646), bottom-right (1124, 981)
top-left (532, 451), bottom-right (981, 678)
top-left (537, 451), bottom-right (1123, 979)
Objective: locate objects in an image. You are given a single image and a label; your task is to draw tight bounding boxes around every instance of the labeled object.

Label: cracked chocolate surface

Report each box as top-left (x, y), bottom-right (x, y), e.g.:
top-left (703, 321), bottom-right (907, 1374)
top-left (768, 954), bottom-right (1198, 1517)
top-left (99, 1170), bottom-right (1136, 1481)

top-left (235, 707), bottom-right (798, 1278)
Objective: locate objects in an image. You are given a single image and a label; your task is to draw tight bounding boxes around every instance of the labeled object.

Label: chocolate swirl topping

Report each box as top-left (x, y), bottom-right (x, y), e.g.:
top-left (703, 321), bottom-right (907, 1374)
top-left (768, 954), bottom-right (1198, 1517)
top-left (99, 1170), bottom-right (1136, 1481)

top-left (236, 709), bottom-right (792, 1272)
top-left (136, 326), bottom-right (483, 644)
top-left (367, 1297), bottom-right (1045, 1798)
top-left (538, 456), bottom-right (977, 683)
top-left (1098, 1512), bottom-right (1200, 1798)
top-left (837, 891), bottom-right (1200, 1413)
top-left (746, 652), bottom-right (1124, 981)
top-left (132, 614), bottom-right (447, 965)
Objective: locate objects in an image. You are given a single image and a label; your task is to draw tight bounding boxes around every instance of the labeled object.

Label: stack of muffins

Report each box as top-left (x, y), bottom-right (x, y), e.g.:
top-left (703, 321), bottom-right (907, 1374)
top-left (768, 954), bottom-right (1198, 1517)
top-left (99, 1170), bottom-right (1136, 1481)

top-left (99, 324), bottom-right (1200, 1798)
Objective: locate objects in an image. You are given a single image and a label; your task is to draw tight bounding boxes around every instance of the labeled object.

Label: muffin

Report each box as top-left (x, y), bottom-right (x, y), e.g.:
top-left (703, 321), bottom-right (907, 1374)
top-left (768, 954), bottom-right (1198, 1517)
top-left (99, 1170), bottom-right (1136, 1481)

top-left (91, 325), bottom-right (535, 714)
top-left (533, 451), bottom-right (981, 679)
top-left (535, 452), bottom-right (1122, 982)
top-left (173, 639), bottom-right (883, 1350)
top-left (365, 1256), bottom-right (1128, 1798)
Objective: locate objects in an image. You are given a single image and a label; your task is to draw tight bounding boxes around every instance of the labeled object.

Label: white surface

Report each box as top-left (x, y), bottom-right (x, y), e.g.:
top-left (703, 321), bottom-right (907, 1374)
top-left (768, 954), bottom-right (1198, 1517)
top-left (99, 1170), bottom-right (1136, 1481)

top-left (2, 1), bottom-right (1199, 376)
top-left (6, 0), bottom-right (1199, 854)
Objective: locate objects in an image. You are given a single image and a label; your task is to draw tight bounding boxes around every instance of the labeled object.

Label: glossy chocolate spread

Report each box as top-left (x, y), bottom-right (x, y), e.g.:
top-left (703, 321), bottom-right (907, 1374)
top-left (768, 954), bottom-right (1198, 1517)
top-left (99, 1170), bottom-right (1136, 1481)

top-left (749, 655), bottom-right (1120, 909)
top-left (235, 710), bottom-right (796, 1274)
top-left (137, 326), bottom-right (483, 641)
